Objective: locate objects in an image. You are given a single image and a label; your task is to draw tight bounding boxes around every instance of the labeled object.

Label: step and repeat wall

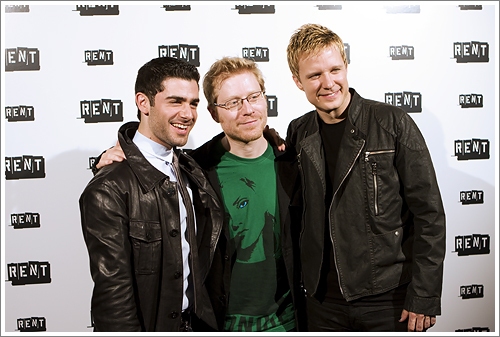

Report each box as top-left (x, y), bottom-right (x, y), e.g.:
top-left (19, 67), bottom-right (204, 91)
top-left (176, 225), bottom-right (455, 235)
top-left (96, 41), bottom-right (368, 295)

top-left (2, 2), bottom-right (497, 334)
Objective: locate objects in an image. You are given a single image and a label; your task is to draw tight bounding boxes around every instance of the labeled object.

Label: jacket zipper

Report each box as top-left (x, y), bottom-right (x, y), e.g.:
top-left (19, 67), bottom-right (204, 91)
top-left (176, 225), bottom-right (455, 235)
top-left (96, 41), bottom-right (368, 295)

top-left (297, 149), bottom-right (307, 295)
top-left (371, 162), bottom-right (379, 216)
top-left (364, 150), bottom-right (395, 216)
top-left (329, 139), bottom-right (366, 296)
top-left (364, 149), bottom-right (395, 158)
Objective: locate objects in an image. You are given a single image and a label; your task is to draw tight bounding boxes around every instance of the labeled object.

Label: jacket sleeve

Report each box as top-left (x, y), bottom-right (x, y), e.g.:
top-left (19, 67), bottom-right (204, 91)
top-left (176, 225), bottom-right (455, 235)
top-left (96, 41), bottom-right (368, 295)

top-left (394, 112), bottom-right (446, 316)
top-left (79, 178), bottom-right (142, 331)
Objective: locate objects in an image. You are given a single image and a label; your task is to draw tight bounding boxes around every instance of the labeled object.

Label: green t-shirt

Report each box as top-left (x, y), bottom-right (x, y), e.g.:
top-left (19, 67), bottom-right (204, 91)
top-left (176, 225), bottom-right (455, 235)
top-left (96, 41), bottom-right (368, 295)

top-left (215, 141), bottom-right (295, 332)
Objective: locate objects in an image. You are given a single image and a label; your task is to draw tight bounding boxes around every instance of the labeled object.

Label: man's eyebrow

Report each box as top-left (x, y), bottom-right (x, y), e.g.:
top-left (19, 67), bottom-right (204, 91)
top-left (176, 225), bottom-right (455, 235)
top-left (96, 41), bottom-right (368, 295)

top-left (165, 96), bottom-right (200, 104)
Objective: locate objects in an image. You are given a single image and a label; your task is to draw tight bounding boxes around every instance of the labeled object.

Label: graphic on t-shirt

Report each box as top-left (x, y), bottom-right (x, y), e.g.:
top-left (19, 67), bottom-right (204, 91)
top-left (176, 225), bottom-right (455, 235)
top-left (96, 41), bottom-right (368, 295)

top-left (224, 176), bottom-right (278, 264)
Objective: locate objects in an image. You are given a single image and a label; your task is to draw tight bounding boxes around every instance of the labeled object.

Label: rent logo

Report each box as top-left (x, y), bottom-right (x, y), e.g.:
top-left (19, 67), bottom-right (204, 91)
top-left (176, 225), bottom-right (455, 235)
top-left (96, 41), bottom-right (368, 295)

top-left (158, 44), bottom-right (200, 67)
top-left (74, 5), bottom-right (119, 16)
top-left (344, 43), bottom-right (350, 64)
top-left (5, 105), bottom-right (34, 122)
top-left (384, 91), bottom-right (422, 113)
top-left (454, 139), bottom-right (490, 160)
top-left (456, 327), bottom-right (490, 332)
top-left (242, 47), bottom-right (269, 62)
top-left (267, 95), bottom-right (278, 117)
top-left (5, 47), bottom-right (40, 71)
top-left (11, 212), bottom-right (41, 229)
top-left (390, 45), bottom-right (414, 60)
top-left (7, 261), bottom-right (51, 285)
top-left (5, 5), bottom-right (29, 12)
top-left (454, 234), bottom-right (490, 256)
top-left (5, 156), bottom-right (46, 180)
top-left (80, 99), bottom-right (123, 123)
top-left (317, 5), bottom-right (342, 10)
top-left (162, 5), bottom-right (190, 11)
top-left (459, 5), bottom-right (482, 10)
top-left (453, 41), bottom-right (489, 63)
top-left (459, 93), bottom-right (483, 108)
top-left (460, 190), bottom-right (484, 205)
top-left (89, 157), bottom-right (97, 170)
top-left (84, 49), bottom-right (113, 66)
top-left (460, 284), bottom-right (484, 299)
top-left (17, 317), bottom-right (46, 332)
top-left (234, 5), bottom-right (275, 14)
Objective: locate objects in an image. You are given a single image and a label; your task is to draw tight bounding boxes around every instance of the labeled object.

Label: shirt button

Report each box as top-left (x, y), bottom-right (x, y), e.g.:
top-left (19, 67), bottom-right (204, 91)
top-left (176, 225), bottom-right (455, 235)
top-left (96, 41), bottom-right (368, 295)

top-left (170, 229), bottom-right (179, 237)
top-left (395, 230), bottom-right (399, 236)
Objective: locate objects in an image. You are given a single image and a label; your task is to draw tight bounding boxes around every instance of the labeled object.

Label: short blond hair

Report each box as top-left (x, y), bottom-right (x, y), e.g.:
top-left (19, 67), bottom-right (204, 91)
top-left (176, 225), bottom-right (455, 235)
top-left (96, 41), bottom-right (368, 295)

top-left (203, 56), bottom-right (265, 107)
top-left (287, 23), bottom-right (347, 79)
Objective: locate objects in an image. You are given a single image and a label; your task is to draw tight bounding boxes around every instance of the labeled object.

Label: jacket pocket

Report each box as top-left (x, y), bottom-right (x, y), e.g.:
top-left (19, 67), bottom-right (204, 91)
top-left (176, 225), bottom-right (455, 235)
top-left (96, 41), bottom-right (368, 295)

top-left (372, 227), bottom-right (405, 267)
top-left (129, 221), bottom-right (162, 274)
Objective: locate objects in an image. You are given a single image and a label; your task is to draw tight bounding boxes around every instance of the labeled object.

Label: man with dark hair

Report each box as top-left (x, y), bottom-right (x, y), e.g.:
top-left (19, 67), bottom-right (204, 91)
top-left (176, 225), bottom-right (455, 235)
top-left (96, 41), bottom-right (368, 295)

top-left (79, 57), bottom-right (223, 332)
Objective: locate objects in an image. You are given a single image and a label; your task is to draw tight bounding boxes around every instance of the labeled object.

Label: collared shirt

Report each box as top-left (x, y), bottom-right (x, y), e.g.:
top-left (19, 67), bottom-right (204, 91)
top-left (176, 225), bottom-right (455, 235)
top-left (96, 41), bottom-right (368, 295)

top-left (133, 131), bottom-right (195, 311)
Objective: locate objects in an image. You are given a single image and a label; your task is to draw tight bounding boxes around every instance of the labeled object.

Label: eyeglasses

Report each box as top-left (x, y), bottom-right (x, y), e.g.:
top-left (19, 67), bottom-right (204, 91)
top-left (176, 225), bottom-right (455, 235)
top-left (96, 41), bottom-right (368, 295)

top-left (214, 91), bottom-right (265, 111)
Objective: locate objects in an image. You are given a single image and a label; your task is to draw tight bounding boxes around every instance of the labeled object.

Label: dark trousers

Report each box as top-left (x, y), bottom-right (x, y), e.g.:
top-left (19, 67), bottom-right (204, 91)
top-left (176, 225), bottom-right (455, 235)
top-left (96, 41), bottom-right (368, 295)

top-left (306, 295), bottom-right (408, 332)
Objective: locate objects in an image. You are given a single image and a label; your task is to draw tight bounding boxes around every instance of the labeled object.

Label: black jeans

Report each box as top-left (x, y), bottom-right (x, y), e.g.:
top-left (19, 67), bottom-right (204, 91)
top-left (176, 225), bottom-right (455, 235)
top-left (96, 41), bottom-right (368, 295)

top-left (306, 295), bottom-right (408, 332)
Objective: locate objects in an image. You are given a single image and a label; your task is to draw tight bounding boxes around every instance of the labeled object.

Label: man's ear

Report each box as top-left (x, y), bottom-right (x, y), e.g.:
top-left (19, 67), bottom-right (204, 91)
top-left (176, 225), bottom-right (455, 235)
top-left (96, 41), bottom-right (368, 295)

top-left (292, 75), bottom-right (304, 91)
top-left (136, 92), bottom-right (150, 117)
top-left (208, 106), bottom-right (219, 123)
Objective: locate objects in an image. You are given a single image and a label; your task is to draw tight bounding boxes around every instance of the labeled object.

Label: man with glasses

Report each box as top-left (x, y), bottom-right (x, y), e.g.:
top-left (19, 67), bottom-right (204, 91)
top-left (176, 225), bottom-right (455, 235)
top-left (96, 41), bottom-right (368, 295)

top-left (93, 57), bottom-right (304, 332)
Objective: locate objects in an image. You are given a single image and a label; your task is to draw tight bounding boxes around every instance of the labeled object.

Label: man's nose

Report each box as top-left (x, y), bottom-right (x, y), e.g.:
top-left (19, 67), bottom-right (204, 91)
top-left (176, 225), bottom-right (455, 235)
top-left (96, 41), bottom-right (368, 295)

top-left (240, 99), bottom-right (255, 114)
top-left (321, 73), bottom-right (334, 89)
top-left (179, 103), bottom-right (194, 119)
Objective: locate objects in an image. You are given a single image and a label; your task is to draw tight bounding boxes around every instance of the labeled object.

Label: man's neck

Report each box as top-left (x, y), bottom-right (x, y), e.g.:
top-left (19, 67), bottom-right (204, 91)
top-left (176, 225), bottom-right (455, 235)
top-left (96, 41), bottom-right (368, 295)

top-left (317, 89), bottom-right (351, 124)
top-left (221, 135), bottom-right (268, 159)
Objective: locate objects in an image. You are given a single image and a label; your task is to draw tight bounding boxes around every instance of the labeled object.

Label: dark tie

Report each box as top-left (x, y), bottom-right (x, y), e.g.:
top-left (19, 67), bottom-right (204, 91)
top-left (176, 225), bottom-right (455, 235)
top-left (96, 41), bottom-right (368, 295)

top-left (171, 152), bottom-right (198, 312)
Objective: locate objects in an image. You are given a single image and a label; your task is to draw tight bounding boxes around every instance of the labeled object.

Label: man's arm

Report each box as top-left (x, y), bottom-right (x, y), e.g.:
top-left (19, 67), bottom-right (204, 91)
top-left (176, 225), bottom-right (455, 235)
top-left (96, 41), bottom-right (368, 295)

top-left (79, 179), bottom-right (141, 331)
top-left (395, 113), bottom-right (446, 332)
top-left (94, 126), bottom-right (286, 173)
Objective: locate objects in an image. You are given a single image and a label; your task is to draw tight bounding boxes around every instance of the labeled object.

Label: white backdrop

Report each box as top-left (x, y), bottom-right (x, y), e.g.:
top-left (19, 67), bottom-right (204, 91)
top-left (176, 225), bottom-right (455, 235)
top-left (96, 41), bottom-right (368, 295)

top-left (1, 1), bottom-right (498, 334)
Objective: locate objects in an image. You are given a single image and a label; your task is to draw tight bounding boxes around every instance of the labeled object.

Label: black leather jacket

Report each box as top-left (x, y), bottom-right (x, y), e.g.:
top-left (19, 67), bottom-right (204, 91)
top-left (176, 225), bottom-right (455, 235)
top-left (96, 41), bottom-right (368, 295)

top-left (80, 121), bottom-right (224, 331)
top-left (286, 88), bottom-right (446, 315)
top-left (189, 132), bottom-right (306, 331)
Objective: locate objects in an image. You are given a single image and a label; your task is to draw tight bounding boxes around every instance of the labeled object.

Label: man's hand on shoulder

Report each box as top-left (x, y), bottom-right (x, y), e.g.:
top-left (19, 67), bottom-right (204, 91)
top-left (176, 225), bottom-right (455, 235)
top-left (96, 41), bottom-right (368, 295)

top-left (96, 141), bottom-right (126, 169)
top-left (263, 125), bottom-right (286, 152)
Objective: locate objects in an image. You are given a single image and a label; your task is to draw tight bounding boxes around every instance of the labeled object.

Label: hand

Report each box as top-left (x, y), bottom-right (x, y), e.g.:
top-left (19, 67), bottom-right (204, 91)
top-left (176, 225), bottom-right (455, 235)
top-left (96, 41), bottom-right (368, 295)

top-left (263, 125), bottom-right (286, 152)
top-left (96, 141), bottom-right (126, 169)
top-left (400, 309), bottom-right (436, 332)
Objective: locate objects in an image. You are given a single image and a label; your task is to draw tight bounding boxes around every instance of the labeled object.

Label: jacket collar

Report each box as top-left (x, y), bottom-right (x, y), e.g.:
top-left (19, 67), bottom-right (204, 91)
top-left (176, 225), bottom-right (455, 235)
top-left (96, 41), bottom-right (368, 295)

top-left (190, 131), bottom-right (287, 170)
top-left (118, 121), bottom-right (169, 193)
